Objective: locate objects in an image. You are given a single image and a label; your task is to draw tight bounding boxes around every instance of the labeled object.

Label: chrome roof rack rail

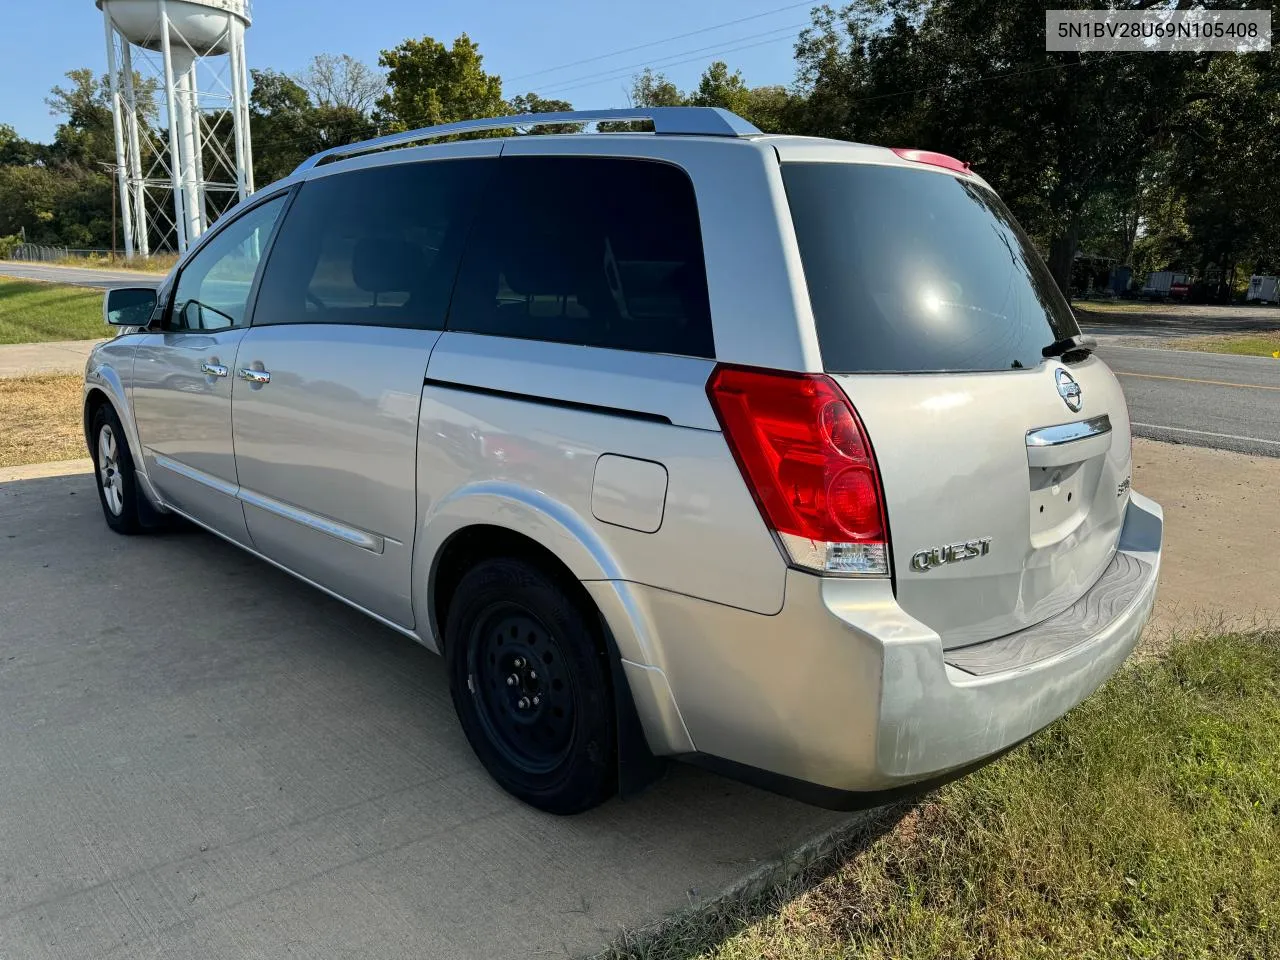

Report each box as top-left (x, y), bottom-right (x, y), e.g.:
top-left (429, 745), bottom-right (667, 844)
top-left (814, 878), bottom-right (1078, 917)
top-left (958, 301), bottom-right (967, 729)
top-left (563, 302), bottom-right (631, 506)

top-left (292, 107), bottom-right (761, 173)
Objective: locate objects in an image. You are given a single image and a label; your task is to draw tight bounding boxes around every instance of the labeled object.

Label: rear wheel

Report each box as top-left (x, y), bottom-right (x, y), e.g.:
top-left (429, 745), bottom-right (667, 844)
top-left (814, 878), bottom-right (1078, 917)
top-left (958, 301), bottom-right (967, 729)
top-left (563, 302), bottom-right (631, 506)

top-left (446, 558), bottom-right (616, 814)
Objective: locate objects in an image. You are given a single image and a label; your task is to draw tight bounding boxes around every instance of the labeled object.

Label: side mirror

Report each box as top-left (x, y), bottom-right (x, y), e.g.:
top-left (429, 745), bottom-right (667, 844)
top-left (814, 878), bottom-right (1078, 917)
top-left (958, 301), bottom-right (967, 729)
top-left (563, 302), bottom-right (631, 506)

top-left (104, 286), bottom-right (158, 327)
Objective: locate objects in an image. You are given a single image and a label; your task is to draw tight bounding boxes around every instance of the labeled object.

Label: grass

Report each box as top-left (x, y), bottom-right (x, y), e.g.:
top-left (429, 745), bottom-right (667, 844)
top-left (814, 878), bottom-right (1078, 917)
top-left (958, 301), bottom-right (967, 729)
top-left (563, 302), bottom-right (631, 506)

top-left (0, 277), bottom-right (106, 343)
top-left (52, 252), bottom-right (177, 274)
top-left (0, 375), bottom-right (85, 467)
top-left (608, 632), bottom-right (1280, 960)
top-left (1165, 334), bottom-right (1280, 358)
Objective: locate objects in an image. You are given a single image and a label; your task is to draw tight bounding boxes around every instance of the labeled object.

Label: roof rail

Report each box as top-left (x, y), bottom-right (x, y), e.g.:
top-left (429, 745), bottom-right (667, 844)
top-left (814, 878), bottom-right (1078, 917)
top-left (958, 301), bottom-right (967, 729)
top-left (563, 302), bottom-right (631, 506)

top-left (292, 107), bottom-right (762, 173)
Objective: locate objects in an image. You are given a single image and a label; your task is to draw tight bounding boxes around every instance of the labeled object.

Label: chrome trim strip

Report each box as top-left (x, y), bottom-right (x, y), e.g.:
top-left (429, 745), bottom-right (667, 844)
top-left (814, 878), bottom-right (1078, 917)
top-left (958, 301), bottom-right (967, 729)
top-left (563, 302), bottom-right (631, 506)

top-left (237, 486), bottom-right (385, 554)
top-left (1026, 415), bottom-right (1112, 448)
top-left (152, 453), bottom-right (239, 497)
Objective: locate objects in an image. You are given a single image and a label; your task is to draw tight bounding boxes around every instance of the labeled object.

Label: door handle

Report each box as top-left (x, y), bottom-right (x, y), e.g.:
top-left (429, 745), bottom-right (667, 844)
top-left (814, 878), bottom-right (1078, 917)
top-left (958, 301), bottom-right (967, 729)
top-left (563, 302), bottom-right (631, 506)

top-left (200, 361), bottom-right (228, 377)
top-left (238, 368), bottom-right (271, 384)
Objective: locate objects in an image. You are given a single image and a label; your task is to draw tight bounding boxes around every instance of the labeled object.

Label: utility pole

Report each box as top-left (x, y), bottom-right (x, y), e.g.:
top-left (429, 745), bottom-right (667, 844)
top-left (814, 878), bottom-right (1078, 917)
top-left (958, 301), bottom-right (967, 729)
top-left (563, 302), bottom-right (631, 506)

top-left (96, 161), bottom-right (121, 262)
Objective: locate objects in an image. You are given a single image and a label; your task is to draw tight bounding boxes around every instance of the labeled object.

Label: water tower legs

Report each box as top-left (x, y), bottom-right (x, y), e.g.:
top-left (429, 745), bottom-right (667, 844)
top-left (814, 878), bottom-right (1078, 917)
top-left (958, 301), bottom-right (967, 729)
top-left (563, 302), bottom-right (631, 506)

top-left (102, 10), bottom-right (136, 259)
top-left (119, 42), bottom-right (148, 257)
top-left (176, 68), bottom-right (204, 240)
top-left (157, 0), bottom-right (189, 253)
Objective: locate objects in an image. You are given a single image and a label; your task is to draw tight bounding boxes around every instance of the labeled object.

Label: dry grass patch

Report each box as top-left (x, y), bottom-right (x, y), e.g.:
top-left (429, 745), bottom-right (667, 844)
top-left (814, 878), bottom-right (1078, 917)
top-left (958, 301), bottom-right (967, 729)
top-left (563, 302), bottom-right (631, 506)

top-left (0, 375), bottom-right (84, 467)
top-left (1165, 334), bottom-right (1280, 357)
top-left (53, 253), bottom-right (177, 274)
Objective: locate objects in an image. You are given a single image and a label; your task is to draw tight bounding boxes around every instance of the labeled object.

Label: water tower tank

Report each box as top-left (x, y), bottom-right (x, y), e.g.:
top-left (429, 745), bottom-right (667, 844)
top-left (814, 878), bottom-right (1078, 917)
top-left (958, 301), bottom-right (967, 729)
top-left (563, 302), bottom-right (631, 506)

top-left (98, 0), bottom-right (255, 255)
top-left (99, 0), bottom-right (250, 57)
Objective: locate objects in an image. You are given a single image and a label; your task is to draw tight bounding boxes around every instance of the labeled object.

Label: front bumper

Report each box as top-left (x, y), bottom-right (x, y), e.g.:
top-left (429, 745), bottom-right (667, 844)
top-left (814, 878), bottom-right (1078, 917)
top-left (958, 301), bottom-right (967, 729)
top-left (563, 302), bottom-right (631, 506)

top-left (600, 491), bottom-right (1163, 806)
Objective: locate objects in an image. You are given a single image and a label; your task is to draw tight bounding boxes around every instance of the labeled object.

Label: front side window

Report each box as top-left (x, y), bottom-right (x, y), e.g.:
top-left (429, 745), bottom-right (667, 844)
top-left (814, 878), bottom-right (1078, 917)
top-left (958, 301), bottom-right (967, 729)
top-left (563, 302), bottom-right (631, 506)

top-left (449, 156), bottom-right (714, 358)
top-left (252, 158), bottom-right (494, 330)
top-left (169, 194), bottom-right (286, 332)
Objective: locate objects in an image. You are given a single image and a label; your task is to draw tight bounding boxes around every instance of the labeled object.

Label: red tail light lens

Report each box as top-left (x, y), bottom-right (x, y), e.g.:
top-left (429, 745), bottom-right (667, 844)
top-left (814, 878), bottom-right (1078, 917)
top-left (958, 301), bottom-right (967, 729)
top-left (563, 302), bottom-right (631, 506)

top-left (706, 365), bottom-right (889, 576)
top-left (891, 147), bottom-right (970, 174)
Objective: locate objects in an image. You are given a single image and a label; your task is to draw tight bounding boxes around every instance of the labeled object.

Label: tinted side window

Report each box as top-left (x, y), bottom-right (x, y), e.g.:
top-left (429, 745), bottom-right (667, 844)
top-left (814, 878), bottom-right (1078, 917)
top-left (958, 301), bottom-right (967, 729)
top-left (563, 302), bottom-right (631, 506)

top-left (253, 158), bottom-right (494, 329)
top-left (170, 193), bottom-right (286, 331)
top-left (450, 157), bottom-right (714, 358)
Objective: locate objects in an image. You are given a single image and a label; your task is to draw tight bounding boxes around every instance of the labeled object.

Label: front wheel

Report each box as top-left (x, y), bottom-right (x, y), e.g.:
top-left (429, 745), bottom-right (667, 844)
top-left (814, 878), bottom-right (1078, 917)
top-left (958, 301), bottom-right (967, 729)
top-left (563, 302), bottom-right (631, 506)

top-left (90, 404), bottom-right (145, 535)
top-left (446, 558), bottom-right (616, 815)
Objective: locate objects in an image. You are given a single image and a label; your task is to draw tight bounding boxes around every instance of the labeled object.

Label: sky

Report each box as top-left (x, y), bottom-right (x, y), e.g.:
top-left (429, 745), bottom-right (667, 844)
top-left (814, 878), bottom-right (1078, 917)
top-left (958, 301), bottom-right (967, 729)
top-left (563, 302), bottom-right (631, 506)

top-left (1, 0), bottom-right (812, 143)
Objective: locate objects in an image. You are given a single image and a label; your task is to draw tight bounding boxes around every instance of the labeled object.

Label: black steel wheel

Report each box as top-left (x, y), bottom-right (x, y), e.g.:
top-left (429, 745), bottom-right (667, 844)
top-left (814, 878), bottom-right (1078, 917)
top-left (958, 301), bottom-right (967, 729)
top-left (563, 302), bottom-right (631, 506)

top-left (447, 557), bottom-right (616, 814)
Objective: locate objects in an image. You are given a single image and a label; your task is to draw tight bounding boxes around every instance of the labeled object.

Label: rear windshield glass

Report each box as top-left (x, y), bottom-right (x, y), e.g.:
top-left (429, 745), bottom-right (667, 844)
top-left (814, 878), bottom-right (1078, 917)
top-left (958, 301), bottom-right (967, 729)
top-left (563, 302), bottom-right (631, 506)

top-left (782, 162), bottom-right (1079, 373)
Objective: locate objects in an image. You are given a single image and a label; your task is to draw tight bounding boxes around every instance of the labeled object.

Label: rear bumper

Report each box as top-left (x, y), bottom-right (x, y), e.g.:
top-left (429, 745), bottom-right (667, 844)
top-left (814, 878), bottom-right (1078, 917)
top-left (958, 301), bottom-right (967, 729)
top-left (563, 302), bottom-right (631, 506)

top-left (599, 491), bottom-right (1162, 805)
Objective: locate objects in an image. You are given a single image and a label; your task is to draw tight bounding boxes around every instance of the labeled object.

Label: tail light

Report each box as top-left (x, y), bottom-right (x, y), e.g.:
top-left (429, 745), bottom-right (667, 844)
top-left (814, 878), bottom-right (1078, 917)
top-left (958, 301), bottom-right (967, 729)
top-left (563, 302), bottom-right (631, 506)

top-left (891, 148), bottom-right (970, 174)
top-left (706, 365), bottom-right (890, 577)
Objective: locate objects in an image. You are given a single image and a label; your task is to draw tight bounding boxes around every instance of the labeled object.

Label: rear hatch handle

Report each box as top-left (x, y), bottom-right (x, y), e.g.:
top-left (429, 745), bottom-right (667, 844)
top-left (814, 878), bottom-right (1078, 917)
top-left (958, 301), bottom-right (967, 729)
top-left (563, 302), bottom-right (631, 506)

top-left (1026, 414), bottom-right (1112, 467)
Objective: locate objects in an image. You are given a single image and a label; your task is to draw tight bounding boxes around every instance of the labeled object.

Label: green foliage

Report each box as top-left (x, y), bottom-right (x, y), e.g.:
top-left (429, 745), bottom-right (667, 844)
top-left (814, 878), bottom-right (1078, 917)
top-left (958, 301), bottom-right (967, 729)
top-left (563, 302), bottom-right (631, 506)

top-left (0, 278), bottom-right (107, 344)
top-left (376, 34), bottom-right (506, 131)
top-left (609, 632), bottom-right (1280, 960)
top-left (629, 63), bottom-right (799, 133)
top-left (249, 67), bottom-right (379, 186)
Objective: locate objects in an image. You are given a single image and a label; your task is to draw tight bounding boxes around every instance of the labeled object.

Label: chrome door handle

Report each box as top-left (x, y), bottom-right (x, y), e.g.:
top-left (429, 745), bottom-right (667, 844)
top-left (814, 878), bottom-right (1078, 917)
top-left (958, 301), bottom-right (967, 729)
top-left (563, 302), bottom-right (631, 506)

top-left (200, 361), bottom-right (228, 377)
top-left (238, 368), bottom-right (271, 384)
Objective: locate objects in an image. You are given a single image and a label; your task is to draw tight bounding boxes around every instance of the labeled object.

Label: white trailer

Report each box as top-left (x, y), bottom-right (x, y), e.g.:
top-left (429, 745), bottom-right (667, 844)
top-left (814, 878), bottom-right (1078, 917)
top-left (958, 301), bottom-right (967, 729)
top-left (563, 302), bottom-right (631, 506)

top-left (1247, 275), bottom-right (1280, 303)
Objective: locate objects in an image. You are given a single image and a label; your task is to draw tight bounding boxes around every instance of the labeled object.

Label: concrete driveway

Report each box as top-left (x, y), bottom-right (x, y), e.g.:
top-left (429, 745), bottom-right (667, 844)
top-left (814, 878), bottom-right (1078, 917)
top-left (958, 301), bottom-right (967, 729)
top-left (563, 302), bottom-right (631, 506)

top-left (0, 469), bottom-right (848, 960)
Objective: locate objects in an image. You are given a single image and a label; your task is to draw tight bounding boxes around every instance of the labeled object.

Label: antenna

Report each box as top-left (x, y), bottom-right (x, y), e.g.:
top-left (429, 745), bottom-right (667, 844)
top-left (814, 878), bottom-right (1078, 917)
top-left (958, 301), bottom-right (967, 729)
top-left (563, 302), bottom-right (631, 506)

top-left (98, 0), bottom-right (255, 256)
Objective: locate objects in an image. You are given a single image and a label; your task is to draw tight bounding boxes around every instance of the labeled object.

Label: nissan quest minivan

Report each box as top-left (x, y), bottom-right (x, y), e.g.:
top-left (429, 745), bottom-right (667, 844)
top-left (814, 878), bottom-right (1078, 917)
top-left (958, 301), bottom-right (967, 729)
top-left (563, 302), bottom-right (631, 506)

top-left (85, 107), bottom-right (1163, 814)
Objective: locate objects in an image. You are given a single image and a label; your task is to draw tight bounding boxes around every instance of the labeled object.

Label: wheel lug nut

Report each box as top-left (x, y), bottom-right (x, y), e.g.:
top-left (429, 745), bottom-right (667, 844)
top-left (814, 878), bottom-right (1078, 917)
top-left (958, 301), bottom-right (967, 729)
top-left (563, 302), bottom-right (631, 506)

top-left (529, 670), bottom-right (537, 681)
top-left (532, 695), bottom-right (541, 707)
top-left (517, 697), bottom-right (530, 710)
top-left (506, 675), bottom-right (518, 686)
top-left (513, 657), bottom-right (524, 668)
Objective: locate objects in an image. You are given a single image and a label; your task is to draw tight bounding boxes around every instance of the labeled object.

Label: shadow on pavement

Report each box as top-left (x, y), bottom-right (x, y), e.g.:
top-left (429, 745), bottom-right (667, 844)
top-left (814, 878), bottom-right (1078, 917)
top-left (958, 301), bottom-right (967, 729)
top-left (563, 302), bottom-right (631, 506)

top-left (0, 471), bottom-right (856, 960)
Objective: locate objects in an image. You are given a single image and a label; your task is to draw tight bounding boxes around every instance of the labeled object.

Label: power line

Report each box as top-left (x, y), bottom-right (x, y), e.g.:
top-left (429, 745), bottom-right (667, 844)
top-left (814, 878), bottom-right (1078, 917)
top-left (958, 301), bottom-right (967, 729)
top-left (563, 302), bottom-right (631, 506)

top-left (539, 23), bottom-right (806, 96)
top-left (505, 0), bottom-right (815, 85)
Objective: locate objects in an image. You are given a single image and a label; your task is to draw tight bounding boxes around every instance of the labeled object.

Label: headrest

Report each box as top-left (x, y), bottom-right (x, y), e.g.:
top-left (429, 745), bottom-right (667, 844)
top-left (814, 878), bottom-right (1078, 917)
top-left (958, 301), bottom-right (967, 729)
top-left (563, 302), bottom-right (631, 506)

top-left (352, 237), bottom-right (426, 293)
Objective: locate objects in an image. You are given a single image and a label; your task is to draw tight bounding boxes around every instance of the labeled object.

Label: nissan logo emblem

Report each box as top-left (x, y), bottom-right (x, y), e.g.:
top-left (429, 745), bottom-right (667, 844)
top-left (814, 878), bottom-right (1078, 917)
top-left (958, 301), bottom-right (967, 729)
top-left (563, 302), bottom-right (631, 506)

top-left (1056, 368), bottom-right (1083, 412)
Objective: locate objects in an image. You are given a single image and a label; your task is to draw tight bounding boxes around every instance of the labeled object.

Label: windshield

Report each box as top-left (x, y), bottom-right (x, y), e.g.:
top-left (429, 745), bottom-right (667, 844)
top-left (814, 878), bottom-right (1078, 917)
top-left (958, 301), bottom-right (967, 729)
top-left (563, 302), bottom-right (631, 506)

top-left (781, 162), bottom-right (1080, 373)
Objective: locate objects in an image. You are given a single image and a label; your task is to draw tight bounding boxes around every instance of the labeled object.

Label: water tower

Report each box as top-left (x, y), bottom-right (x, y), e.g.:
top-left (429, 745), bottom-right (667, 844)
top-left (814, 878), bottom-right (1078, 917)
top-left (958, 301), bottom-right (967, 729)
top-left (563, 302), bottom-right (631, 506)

top-left (98, 0), bottom-right (255, 256)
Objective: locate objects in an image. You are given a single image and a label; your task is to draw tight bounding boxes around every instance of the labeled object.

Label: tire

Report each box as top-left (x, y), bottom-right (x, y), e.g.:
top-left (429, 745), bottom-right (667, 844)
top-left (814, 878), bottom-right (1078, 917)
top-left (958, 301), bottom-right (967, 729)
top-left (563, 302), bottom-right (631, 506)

top-left (89, 403), bottom-right (145, 535)
top-left (446, 558), bottom-right (616, 814)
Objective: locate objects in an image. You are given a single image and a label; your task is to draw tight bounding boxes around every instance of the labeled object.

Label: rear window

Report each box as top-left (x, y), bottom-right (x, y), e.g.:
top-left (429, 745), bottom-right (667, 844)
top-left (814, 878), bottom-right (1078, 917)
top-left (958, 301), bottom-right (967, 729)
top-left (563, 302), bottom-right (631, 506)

top-left (782, 162), bottom-right (1079, 373)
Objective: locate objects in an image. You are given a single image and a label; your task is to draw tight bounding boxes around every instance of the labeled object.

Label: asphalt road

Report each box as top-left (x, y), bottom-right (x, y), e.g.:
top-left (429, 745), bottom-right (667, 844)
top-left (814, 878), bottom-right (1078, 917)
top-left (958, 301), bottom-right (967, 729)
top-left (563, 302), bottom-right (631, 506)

top-left (0, 469), bottom-right (855, 960)
top-left (1097, 342), bottom-right (1280, 457)
top-left (0, 260), bottom-right (163, 288)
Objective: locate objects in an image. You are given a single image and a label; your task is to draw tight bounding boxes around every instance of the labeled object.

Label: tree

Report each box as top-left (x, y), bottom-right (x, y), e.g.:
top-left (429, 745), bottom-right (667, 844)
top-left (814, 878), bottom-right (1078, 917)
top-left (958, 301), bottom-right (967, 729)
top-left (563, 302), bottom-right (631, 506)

top-left (300, 53), bottom-right (384, 114)
top-left (792, 0), bottom-right (1191, 295)
top-left (507, 93), bottom-right (573, 115)
top-left (629, 68), bottom-right (684, 108)
top-left (249, 68), bottom-right (378, 185)
top-left (377, 34), bottom-right (505, 130)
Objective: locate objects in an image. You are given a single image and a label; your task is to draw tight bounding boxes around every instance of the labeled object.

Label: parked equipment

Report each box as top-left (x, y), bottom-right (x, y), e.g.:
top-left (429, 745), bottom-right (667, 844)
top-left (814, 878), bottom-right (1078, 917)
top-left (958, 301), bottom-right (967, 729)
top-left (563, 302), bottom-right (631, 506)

top-left (1247, 275), bottom-right (1280, 304)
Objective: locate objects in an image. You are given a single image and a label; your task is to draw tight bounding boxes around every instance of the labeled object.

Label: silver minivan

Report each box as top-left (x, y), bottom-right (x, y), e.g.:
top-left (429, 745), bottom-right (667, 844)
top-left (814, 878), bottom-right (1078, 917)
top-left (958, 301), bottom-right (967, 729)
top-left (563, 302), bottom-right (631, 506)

top-left (86, 107), bottom-right (1163, 814)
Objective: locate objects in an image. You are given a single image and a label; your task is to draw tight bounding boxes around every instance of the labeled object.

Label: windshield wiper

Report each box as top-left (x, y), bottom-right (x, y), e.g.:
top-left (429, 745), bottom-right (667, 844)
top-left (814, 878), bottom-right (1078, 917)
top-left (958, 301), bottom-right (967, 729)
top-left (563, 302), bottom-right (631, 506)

top-left (1042, 334), bottom-right (1096, 362)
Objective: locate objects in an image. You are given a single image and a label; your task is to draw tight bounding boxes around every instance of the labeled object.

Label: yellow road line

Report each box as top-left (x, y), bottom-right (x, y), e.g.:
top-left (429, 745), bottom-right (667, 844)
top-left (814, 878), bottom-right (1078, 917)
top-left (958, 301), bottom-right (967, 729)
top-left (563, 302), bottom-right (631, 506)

top-left (1114, 371), bottom-right (1280, 392)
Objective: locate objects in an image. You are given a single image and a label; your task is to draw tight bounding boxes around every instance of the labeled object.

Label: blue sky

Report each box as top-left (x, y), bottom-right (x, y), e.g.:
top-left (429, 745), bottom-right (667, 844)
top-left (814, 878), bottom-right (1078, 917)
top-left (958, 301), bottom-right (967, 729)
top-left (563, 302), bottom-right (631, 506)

top-left (2, 0), bottom-right (812, 142)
